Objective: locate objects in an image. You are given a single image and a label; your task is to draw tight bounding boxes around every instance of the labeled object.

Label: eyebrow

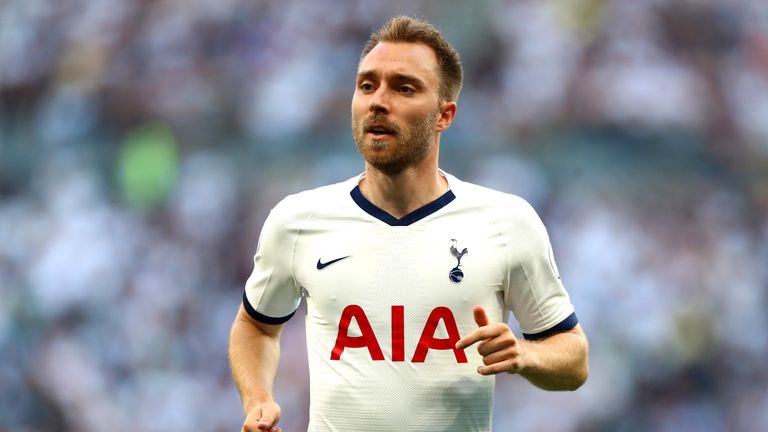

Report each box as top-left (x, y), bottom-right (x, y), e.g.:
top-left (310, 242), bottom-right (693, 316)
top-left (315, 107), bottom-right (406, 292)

top-left (356, 70), bottom-right (427, 87)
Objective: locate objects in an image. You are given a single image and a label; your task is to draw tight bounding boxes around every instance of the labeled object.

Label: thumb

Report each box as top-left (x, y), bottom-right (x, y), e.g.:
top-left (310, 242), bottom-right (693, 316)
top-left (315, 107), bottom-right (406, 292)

top-left (250, 402), bottom-right (281, 431)
top-left (257, 413), bottom-right (277, 431)
top-left (473, 305), bottom-right (490, 327)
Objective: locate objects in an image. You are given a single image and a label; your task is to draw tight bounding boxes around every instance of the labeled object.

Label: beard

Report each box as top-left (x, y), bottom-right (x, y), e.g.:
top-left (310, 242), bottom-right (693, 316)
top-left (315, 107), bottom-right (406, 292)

top-left (351, 109), bottom-right (438, 176)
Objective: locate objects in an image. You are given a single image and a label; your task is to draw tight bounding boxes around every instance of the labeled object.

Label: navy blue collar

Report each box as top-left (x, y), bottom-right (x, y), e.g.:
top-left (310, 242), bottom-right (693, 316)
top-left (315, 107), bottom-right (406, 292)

top-left (350, 185), bottom-right (456, 226)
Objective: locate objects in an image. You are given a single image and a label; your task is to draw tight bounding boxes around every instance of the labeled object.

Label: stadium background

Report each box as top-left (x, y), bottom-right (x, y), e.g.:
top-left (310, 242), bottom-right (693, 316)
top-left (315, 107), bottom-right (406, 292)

top-left (1, 0), bottom-right (767, 430)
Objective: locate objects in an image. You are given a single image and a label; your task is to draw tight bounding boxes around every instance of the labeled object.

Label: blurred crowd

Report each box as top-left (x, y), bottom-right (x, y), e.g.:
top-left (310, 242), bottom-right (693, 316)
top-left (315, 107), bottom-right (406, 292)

top-left (1, 0), bottom-right (767, 431)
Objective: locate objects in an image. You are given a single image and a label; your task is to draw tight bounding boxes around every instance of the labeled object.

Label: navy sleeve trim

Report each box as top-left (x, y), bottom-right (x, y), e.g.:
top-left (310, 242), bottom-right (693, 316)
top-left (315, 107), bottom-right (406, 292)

top-left (523, 312), bottom-right (578, 341)
top-left (242, 292), bottom-right (296, 325)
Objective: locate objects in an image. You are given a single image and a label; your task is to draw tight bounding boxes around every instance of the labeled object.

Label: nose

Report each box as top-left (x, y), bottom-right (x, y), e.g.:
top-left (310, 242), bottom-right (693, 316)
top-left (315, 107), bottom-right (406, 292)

top-left (369, 87), bottom-right (390, 115)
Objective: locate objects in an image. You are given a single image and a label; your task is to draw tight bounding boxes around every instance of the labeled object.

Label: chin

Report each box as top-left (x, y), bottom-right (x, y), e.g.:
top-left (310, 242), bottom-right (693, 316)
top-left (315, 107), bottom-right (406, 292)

top-left (369, 162), bottom-right (407, 176)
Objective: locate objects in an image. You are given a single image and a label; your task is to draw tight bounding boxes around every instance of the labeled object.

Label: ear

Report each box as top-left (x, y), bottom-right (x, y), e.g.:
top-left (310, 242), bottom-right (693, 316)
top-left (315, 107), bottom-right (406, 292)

top-left (435, 101), bottom-right (457, 133)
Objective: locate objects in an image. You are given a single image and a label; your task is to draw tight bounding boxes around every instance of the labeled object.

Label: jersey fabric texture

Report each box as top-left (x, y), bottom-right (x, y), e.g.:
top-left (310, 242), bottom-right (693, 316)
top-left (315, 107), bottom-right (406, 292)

top-left (243, 171), bottom-right (577, 432)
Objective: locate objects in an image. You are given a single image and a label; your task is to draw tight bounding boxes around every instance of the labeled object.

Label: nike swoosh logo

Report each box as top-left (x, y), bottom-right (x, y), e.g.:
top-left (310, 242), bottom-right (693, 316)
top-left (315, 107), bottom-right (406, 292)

top-left (316, 256), bottom-right (351, 270)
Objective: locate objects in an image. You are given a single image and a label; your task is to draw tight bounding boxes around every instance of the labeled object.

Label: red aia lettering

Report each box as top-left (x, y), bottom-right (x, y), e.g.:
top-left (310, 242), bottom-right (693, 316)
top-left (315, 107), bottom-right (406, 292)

top-left (411, 306), bottom-right (467, 363)
top-left (391, 305), bottom-right (405, 362)
top-left (330, 305), bottom-right (467, 363)
top-left (330, 304), bottom-right (384, 360)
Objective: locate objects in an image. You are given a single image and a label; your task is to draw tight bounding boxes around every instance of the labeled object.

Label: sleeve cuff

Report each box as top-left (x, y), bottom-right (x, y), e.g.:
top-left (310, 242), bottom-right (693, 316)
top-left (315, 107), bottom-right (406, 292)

top-left (242, 292), bottom-right (296, 325)
top-left (523, 312), bottom-right (578, 341)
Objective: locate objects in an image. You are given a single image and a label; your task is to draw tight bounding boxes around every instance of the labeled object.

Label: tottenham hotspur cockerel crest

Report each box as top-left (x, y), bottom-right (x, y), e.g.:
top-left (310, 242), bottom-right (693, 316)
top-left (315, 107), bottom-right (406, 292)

top-left (449, 239), bottom-right (468, 283)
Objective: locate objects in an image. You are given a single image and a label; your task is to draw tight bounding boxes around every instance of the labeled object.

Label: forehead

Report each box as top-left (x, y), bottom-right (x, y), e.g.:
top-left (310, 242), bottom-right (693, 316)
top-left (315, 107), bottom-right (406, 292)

top-left (358, 42), bottom-right (439, 85)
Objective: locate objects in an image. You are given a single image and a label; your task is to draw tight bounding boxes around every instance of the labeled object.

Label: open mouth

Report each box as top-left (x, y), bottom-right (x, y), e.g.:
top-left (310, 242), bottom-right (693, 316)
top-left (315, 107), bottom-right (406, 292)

top-left (365, 124), bottom-right (397, 137)
top-left (365, 123), bottom-right (397, 135)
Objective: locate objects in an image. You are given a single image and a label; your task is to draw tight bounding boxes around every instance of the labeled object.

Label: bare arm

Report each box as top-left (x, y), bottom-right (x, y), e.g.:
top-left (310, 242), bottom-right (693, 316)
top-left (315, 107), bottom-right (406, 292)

top-left (228, 304), bottom-right (285, 432)
top-left (456, 305), bottom-right (588, 391)
top-left (516, 324), bottom-right (588, 391)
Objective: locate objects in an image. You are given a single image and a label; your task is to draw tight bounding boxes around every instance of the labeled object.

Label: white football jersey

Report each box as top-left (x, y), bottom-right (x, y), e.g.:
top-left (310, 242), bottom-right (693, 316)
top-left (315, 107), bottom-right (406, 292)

top-left (244, 171), bottom-right (577, 432)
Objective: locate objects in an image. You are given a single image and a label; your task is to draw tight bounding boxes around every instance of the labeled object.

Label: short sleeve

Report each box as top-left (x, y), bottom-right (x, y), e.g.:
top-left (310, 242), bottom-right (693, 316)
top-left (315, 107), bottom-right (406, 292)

top-left (503, 199), bottom-right (577, 339)
top-left (243, 197), bottom-right (303, 324)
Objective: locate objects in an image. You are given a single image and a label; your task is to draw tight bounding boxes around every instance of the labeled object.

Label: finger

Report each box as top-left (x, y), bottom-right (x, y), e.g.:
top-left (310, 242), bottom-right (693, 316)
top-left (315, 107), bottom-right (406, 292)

top-left (480, 347), bottom-right (518, 366)
top-left (456, 326), bottom-right (500, 350)
top-left (257, 413), bottom-right (279, 431)
top-left (244, 423), bottom-right (269, 432)
top-left (473, 305), bottom-right (490, 327)
top-left (476, 334), bottom-right (516, 357)
top-left (477, 358), bottom-right (519, 376)
top-left (251, 400), bottom-right (282, 432)
top-left (457, 322), bottom-right (510, 349)
top-left (243, 410), bottom-right (263, 432)
top-left (455, 307), bottom-right (498, 350)
top-left (257, 419), bottom-right (276, 431)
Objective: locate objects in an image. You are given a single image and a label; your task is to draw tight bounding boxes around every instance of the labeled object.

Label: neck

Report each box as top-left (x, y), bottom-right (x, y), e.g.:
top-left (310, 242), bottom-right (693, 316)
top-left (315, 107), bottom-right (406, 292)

top-left (359, 150), bottom-right (449, 219)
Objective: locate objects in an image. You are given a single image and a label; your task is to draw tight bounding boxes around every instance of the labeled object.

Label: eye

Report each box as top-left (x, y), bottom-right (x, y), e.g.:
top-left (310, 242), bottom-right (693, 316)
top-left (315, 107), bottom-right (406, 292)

top-left (398, 86), bottom-right (416, 94)
top-left (359, 82), bottom-right (375, 92)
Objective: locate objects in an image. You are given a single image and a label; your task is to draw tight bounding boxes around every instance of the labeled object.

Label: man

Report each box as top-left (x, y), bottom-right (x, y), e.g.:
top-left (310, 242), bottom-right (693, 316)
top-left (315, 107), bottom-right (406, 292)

top-left (229, 16), bottom-right (588, 432)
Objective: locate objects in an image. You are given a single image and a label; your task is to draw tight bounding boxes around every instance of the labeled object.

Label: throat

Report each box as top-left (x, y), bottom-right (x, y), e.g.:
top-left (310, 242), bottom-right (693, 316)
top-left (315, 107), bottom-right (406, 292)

top-left (359, 169), bottom-right (450, 219)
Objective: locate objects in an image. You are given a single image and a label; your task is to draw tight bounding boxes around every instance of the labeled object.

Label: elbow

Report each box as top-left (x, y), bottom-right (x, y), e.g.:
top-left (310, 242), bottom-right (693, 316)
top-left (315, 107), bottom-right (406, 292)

top-left (566, 363), bottom-right (589, 391)
top-left (547, 362), bottom-right (587, 392)
top-left (527, 361), bottom-right (589, 392)
top-left (566, 347), bottom-right (590, 391)
top-left (558, 342), bottom-right (589, 391)
top-left (567, 328), bottom-right (589, 391)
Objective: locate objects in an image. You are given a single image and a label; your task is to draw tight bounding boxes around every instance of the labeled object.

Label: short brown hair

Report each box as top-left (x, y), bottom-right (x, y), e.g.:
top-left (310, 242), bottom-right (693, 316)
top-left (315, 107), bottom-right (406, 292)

top-left (361, 16), bottom-right (463, 102)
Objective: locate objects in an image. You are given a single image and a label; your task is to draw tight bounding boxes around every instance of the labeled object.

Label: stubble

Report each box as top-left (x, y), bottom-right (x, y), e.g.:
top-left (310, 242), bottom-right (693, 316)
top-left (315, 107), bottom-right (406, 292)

top-left (351, 110), bottom-right (439, 176)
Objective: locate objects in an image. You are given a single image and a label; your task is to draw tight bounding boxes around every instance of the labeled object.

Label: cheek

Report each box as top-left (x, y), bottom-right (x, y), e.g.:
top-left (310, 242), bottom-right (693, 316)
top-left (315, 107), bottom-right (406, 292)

top-left (351, 93), bottom-right (367, 112)
top-left (350, 103), bottom-right (363, 124)
top-left (404, 108), bottom-right (435, 128)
